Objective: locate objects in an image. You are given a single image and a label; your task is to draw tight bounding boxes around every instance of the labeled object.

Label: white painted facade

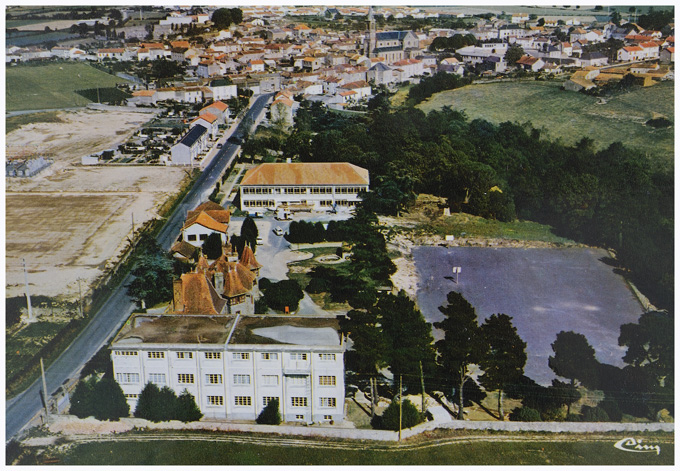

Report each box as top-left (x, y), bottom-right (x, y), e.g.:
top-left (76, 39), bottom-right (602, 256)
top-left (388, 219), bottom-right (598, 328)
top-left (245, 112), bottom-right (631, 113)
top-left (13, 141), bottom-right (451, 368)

top-left (182, 222), bottom-right (227, 246)
top-left (111, 316), bottom-right (346, 423)
top-left (240, 184), bottom-right (368, 213)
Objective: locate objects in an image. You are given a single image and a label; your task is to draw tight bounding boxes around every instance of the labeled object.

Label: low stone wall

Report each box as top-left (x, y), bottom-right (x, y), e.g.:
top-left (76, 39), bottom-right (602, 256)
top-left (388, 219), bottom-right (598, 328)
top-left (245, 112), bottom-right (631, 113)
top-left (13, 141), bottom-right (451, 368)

top-left (289, 242), bottom-right (343, 250)
top-left (46, 415), bottom-right (673, 443)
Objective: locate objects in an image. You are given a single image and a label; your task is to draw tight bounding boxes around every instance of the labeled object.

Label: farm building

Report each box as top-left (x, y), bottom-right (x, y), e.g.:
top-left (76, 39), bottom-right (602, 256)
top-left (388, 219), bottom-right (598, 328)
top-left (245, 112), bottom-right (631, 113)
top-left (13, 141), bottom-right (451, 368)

top-left (6, 156), bottom-right (53, 177)
top-left (170, 124), bottom-right (208, 166)
top-left (239, 162), bottom-right (369, 214)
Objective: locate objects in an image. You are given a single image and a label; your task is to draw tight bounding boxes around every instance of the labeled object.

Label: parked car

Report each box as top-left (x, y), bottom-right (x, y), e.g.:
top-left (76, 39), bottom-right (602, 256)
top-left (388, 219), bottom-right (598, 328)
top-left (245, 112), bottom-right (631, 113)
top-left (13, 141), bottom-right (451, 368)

top-left (273, 227), bottom-right (283, 236)
top-left (256, 236), bottom-right (264, 245)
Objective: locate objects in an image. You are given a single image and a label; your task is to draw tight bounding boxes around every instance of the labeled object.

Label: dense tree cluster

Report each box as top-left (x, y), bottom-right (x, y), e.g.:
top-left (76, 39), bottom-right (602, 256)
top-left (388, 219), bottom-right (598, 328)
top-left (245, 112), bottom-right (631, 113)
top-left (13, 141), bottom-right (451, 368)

top-left (407, 72), bottom-right (471, 105)
top-left (211, 8), bottom-right (243, 29)
top-left (429, 34), bottom-right (477, 51)
top-left (259, 278), bottom-right (304, 312)
top-left (287, 104), bottom-right (673, 310)
top-left (637, 8), bottom-right (674, 31)
top-left (134, 383), bottom-right (203, 423)
top-left (127, 234), bottom-right (174, 309)
top-left (70, 376), bottom-right (129, 421)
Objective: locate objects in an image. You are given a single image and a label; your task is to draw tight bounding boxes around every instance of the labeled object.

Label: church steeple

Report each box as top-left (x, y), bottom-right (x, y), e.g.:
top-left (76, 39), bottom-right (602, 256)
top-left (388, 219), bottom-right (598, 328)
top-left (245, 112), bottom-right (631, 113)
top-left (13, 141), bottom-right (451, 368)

top-left (365, 6), bottom-right (376, 58)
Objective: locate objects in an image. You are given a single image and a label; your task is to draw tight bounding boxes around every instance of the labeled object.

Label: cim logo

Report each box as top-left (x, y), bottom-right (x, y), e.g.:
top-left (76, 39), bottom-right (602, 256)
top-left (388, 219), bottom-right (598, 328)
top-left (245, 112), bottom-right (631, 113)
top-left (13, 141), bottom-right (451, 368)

top-left (614, 437), bottom-right (661, 455)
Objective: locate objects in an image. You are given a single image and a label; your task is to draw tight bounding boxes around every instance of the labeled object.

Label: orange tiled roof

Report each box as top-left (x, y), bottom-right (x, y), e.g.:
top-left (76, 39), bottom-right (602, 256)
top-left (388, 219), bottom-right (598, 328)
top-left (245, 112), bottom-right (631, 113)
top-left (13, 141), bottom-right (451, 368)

top-left (241, 162), bottom-right (369, 186)
top-left (193, 112), bottom-right (218, 124)
top-left (184, 211), bottom-right (228, 232)
top-left (240, 245), bottom-right (262, 270)
top-left (177, 272), bottom-right (226, 314)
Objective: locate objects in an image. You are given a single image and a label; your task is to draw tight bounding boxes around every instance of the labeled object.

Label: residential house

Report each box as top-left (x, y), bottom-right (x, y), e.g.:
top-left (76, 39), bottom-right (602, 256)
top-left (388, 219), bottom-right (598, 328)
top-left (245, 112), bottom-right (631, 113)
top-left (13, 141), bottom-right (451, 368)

top-left (516, 55), bottom-right (545, 72)
top-left (182, 210), bottom-right (228, 247)
top-left (190, 113), bottom-right (219, 140)
top-left (579, 52), bottom-right (608, 67)
top-left (170, 124), bottom-right (208, 166)
top-left (209, 78), bottom-right (238, 101)
top-left (270, 96), bottom-right (295, 127)
top-left (97, 48), bottom-right (125, 61)
top-left (660, 47), bottom-right (674, 63)
top-left (200, 101), bottom-right (229, 124)
top-left (337, 80), bottom-right (372, 100)
top-left (239, 162), bottom-right (369, 213)
top-left (367, 62), bottom-right (396, 84)
top-left (617, 45), bottom-right (645, 61)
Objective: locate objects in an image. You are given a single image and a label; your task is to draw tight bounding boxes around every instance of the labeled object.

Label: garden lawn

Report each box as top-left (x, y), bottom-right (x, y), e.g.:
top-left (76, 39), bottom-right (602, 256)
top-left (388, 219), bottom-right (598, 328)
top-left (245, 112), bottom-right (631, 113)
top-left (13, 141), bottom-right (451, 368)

top-left (33, 435), bottom-right (674, 466)
top-left (6, 63), bottom-right (129, 111)
top-left (417, 80), bottom-right (674, 169)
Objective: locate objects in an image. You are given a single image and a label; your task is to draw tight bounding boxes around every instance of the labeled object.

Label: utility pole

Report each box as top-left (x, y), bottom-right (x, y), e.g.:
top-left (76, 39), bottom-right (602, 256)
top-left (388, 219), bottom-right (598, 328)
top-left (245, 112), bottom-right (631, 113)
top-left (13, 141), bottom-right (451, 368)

top-left (77, 278), bottom-right (83, 318)
top-left (419, 361), bottom-right (426, 414)
top-left (41, 358), bottom-right (49, 423)
top-left (23, 258), bottom-right (33, 321)
top-left (131, 212), bottom-right (135, 234)
top-left (398, 375), bottom-right (403, 442)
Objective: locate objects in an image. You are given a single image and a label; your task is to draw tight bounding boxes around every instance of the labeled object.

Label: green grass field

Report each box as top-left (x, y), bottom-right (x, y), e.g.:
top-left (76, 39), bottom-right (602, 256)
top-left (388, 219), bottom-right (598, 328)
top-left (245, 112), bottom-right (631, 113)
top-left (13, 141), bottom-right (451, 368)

top-left (6, 63), bottom-right (129, 111)
top-left (417, 80), bottom-right (674, 168)
top-left (24, 434), bottom-right (673, 465)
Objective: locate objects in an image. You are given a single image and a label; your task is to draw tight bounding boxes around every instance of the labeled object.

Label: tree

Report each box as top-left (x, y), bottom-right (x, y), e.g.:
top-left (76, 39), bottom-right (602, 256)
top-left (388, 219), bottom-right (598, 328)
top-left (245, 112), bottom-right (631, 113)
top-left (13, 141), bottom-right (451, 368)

top-left (548, 331), bottom-right (599, 389)
top-left (478, 314), bottom-right (527, 420)
top-left (504, 44), bottom-right (524, 65)
top-left (434, 291), bottom-right (484, 419)
top-left (92, 378), bottom-right (129, 421)
top-left (69, 377), bottom-right (97, 418)
top-left (619, 311), bottom-right (673, 382)
top-left (549, 379), bottom-right (581, 416)
top-left (378, 291), bottom-right (436, 387)
top-left (175, 390), bottom-right (203, 423)
top-left (202, 233), bottom-right (223, 260)
top-left (212, 7), bottom-right (243, 29)
top-left (241, 215), bottom-right (259, 250)
top-left (371, 398), bottom-right (422, 430)
top-left (256, 398), bottom-right (282, 424)
top-left (150, 58), bottom-right (185, 81)
top-left (261, 279), bottom-right (304, 312)
top-left (134, 382), bottom-right (160, 421)
top-left (127, 248), bottom-right (174, 310)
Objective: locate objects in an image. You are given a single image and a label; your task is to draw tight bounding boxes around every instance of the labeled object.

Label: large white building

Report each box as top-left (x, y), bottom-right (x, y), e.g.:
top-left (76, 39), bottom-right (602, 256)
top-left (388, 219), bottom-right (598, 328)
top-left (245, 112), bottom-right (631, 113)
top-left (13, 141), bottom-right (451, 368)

top-left (239, 162), bottom-right (369, 214)
top-left (110, 314), bottom-right (346, 423)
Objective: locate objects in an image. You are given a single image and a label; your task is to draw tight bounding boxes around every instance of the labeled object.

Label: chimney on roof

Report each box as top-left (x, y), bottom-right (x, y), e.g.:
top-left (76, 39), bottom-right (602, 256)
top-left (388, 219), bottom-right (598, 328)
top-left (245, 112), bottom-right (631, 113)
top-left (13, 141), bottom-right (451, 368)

top-left (173, 279), bottom-right (184, 312)
top-left (214, 271), bottom-right (225, 293)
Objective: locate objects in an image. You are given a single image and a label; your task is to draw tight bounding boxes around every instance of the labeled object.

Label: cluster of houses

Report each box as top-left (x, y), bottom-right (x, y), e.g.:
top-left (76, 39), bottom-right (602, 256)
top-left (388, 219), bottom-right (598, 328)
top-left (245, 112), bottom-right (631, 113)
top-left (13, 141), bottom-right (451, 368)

top-left (112, 197), bottom-right (347, 423)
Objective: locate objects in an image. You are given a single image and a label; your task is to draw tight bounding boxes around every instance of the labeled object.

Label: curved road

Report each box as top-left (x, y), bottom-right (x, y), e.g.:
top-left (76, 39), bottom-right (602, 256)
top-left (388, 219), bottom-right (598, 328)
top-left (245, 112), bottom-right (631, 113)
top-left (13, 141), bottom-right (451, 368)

top-left (6, 93), bottom-right (273, 440)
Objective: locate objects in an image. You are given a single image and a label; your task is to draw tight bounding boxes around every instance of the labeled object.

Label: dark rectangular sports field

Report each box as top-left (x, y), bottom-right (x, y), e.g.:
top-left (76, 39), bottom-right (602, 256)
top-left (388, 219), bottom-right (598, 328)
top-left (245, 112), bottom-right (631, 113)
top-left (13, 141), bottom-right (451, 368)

top-left (413, 247), bottom-right (645, 386)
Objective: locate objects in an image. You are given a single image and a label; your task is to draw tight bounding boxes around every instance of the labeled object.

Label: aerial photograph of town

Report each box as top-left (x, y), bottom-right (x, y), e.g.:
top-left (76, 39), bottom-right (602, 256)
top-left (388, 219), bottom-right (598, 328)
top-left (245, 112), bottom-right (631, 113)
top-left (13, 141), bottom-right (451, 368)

top-left (4, 3), bottom-right (674, 466)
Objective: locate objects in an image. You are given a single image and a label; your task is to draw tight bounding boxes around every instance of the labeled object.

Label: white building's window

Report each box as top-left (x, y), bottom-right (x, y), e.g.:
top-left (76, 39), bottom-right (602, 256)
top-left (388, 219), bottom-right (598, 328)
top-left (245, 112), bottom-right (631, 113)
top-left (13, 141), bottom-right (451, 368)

top-left (187, 234), bottom-right (197, 241)
top-left (205, 352), bottom-right (222, 360)
top-left (262, 396), bottom-right (278, 406)
top-left (233, 352), bottom-right (250, 360)
top-left (319, 375), bottom-right (336, 386)
top-left (148, 373), bottom-right (166, 385)
top-left (324, 414), bottom-right (333, 420)
top-left (261, 375), bottom-right (279, 386)
top-left (290, 353), bottom-right (307, 361)
top-left (261, 352), bottom-right (278, 360)
top-left (176, 352), bottom-right (193, 359)
top-left (115, 350), bottom-right (138, 356)
top-left (125, 393), bottom-right (139, 399)
top-left (234, 396), bottom-right (252, 406)
top-left (206, 374), bottom-right (223, 384)
top-left (147, 351), bottom-right (165, 359)
top-left (291, 397), bottom-right (308, 407)
top-left (116, 372), bottom-right (139, 384)
top-left (295, 414), bottom-right (304, 420)
top-left (320, 397), bottom-right (337, 408)
top-left (288, 375), bottom-right (307, 386)
top-left (319, 353), bottom-right (336, 361)
top-left (233, 374), bottom-right (251, 385)
top-left (178, 373), bottom-right (195, 384)
top-left (207, 395), bottom-right (224, 406)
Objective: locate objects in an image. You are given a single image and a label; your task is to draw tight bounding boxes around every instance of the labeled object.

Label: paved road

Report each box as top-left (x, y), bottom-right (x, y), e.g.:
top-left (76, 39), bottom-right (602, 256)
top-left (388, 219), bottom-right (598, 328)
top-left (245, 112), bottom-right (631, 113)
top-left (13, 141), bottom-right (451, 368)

top-left (5, 94), bottom-right (273, 440)
top-left (413, 246), bottom-right (645, 386)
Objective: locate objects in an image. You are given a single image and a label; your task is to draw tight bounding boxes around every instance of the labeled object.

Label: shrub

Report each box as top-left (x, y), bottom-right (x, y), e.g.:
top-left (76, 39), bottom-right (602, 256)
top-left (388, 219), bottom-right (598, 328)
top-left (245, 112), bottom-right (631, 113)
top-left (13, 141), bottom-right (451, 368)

top-left (646, 117), bottom-right (672, 128)
top-left (202, 232), bottom-right (223, 260)
top-left (580, 405), bottom-right (610, 422)
top-left (175, 390), bottom-right (203, 423)
top-left (256, 398), bottom-right (282, 425)
top-left (261, 279), bottom-right (304, 312)
top-left (599, 397), bottom-right (623, 422)
top-left (69, 377), bottom-right (97, 418)
top-left (371, 398), bottom-right (423, 431)
top-left (509, 406), bottom-right (541, 422)
top-left (306, 277), bottom-right (330, 294)
top-left (565, 413), bottom-right (581, 422)
top-left (92, 378), bottom-right (129, 421)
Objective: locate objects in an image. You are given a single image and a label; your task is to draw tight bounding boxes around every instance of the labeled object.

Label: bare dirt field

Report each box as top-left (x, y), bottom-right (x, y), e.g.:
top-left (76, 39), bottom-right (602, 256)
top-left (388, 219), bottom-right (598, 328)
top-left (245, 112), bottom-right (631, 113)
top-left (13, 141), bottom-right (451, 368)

top-left (6, 108), bottom-right (184, 301)
top-left (6, 108), bottom-right (156, 164)
top-left (6, 166), bottom-right (187, 300)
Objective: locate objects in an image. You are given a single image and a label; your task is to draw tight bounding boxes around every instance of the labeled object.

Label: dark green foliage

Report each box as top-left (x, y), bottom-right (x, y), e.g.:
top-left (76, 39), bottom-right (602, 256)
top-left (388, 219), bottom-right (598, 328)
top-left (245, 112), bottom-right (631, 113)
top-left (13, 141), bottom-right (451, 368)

top-left (407, 72), bottom-right (470, 105)
top-left (305, 276), bottom-right (330, 294)
top-left (254, 296), bottom-right (269, 314)
top-left (127, 235), bottom-right (174, 309)
top-left (175, 390), bottom-right (203, 423)
top-left (256, 398), bottom-right (281, 425)
top-left (479, 314), bottom-right (527, 419)
top-left (230, 233), bottom-right (246, 258)
top-left (286, 220), bottom-right (326, 243)
top-left (74, 87), bottom-right (130, 105)
top-left (211, 8), bottom-right (243, 29)
top-left (504, 45), bottom-right (524, 65)
top-left (92, 378), bottom-right (129, 421)
top-left (509, 407), bottom-right (541, 422)
top-left (646, 117), bottom-right (672, 128)
top-left (260, 279), bottom-right (303, 311)
top-left (371, 398), bottom-right (423, 430)
top-left (429, 34), bottom-right (477, 51)
top-left (6, 439), bottom-right (22, 465)
top-left (340, 307), bottom-right (387, 376)
top-left (202, 232), bottom-right (223, 260)
top-left (241, 216), bottom-right (258, 250)
top-left (598, 397), bottom-right (622, 422)
top-left (580, 405), bottom-right (610, 422)
top-left (134, 382), bottom-right (161, 421)
top-left (637, 8), bottom-right (674, 30)
top-left (150, 58), bottom-right (185, 80)
top-left (434, 291), bottom-right (484, 419)
top-left (79, 343), bottom-right (113, 379)
top-left (549, 331), bottom-right (599, 389)
top-left (69, 377), bottom-right (97, 418)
